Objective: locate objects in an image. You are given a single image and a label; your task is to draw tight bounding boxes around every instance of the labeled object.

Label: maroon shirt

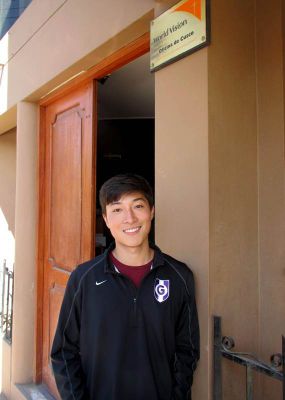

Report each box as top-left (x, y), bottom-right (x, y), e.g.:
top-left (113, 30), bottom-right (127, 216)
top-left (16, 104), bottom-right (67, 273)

top-left (109, 251), bottom-right (153, 287)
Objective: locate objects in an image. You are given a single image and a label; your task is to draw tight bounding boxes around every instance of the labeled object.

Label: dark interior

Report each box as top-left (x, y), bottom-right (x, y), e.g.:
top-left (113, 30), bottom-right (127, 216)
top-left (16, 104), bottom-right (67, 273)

top-left (96, 118), bottom-right (154, 252)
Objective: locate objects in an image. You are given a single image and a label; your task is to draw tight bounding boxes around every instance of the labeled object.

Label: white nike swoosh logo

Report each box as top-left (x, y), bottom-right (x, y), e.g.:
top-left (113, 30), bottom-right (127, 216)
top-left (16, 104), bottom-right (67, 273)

top-left (96, 280), bottom-right (107, 286)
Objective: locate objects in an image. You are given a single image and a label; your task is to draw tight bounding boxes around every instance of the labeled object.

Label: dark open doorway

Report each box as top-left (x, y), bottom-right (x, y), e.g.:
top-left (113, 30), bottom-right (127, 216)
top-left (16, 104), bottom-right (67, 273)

top-left (96, 53), bottom-right (155, 252)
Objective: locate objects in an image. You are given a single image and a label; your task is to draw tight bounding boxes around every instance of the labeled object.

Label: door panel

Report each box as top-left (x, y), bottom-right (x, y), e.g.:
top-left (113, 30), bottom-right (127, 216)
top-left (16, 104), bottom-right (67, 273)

top-left (41, 82), bottom-right (96, 397)
top-left (50, 107), bottom-right (83, 271)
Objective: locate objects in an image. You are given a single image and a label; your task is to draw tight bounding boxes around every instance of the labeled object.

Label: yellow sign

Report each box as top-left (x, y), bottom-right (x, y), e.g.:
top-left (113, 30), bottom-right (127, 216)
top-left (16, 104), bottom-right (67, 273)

top-left (150, 0), bottom-right (210, 72)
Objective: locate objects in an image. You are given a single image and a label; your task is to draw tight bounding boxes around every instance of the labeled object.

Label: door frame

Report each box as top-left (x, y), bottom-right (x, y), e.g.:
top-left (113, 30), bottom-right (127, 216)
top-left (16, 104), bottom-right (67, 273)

top-left (35, 32), bottom-right (150, 384)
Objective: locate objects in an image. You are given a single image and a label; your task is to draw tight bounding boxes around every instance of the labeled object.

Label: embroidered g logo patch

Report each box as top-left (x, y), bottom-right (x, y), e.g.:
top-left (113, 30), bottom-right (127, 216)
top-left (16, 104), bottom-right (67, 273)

top-left (154, 279), bottom-right (170, 303)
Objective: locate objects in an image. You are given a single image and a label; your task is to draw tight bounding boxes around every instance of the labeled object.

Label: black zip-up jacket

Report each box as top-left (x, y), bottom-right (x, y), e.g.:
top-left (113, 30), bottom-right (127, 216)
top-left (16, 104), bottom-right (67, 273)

top-left (51, 244), bottom-right (200, 400)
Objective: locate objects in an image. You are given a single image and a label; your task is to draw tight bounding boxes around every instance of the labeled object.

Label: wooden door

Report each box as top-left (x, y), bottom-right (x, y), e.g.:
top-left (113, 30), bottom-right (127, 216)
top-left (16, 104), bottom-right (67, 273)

top-left (41, 81), bottom-right (96, 397)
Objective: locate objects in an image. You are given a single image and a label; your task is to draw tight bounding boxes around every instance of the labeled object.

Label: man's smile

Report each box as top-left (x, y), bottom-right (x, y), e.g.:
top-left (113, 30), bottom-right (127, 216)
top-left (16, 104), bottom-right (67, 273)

top-left (123, 226), bottom-right (141, 233)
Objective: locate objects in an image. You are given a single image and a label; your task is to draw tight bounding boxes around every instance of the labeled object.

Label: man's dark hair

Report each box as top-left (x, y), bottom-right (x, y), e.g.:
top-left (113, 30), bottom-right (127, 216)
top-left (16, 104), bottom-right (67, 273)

top-left (99, 173), bottom-right (154, 214)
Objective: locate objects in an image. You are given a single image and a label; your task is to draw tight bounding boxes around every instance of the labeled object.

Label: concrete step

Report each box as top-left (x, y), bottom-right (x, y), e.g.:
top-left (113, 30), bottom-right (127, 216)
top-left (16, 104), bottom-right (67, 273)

top-left (16, 384), bottom-right (55, 400)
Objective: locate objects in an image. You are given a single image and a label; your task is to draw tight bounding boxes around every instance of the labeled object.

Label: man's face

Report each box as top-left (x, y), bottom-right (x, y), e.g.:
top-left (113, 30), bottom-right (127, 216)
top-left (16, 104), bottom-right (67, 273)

top-left (103, 192), bottom-right (154, 250)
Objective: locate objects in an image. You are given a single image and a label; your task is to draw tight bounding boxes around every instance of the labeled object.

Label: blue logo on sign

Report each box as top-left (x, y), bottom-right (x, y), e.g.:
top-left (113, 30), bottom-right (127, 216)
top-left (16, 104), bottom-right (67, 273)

top-left (154, 279), bottom-right (170, 303)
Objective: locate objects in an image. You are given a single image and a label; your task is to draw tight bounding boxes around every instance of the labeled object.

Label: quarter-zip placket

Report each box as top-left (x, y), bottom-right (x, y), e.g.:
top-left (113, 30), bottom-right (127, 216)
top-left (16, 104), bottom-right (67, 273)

top-left (133, 297), bottom-right (137, 322)
top-left (129, 263), bottom-right (156, 326)
top-left (108, 259), bottom-right (161, 327)
top-left (109, 267), bottom-right (139, 326)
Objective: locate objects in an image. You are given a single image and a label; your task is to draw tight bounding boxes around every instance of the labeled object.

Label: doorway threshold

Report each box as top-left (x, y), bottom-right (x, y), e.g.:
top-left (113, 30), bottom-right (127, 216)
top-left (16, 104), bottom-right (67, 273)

top-left (16, 384), bottom-right (55, 400)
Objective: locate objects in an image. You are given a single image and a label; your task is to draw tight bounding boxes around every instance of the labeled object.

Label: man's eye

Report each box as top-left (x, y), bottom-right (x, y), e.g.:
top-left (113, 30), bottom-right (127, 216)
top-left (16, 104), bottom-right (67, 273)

top-left (135, 204), bottom-right (144, 209)
top-left (112, 208), bottom-right (121, 213)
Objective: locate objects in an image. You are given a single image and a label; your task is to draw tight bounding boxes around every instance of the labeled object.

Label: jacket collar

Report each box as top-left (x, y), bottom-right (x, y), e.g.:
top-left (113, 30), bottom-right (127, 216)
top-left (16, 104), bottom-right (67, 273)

top-left (103, 242), bottom-right (165, 273)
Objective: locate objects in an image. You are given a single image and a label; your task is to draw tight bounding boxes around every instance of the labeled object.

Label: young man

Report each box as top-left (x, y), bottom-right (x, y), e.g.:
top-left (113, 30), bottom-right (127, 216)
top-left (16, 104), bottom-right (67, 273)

top-left (51, 174), bottom-right (200, 400)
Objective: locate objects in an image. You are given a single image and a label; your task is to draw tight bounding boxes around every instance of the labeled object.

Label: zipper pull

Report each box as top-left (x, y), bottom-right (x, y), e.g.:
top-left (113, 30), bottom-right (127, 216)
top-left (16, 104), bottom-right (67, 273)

top-left (133, 297), bottom-right (137, 326)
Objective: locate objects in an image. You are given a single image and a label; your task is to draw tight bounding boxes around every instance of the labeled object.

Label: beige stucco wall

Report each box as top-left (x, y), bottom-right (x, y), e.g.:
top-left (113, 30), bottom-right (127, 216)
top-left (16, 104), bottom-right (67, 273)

top-left (208, 0), bottom-right (285, 398)
top-left (10, 102), bottom-right (38, 400)
top-left (208, 0), bottom-right (259, 398)
top-left (0, 0), bottom-right (284, 399)
top-left (154, 7), bottom-right (209, 400)
top-left (156, 1), bottom-right (285, 399)
top-left (155, 49), bottom-right (209, 399)
top-left (256, 0), bottom-right (285, 398)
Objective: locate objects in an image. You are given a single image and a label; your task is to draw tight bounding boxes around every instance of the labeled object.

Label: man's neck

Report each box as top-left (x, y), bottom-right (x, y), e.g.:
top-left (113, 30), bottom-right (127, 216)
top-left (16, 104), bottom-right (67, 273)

top-left (112, 243), bottom-right (154, 267)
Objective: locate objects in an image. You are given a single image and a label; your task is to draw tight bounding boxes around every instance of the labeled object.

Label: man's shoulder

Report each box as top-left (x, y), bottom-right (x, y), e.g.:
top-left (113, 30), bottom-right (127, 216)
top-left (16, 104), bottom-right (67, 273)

top-left (160, 250), bottom-right (195, 288)
top-left (70, 253), bottom-right (106, 283)
top-left (161, 251), bottom-right (193, 273)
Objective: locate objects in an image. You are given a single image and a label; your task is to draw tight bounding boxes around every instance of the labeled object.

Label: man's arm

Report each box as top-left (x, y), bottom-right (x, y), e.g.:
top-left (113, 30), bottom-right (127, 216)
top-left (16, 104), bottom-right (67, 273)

top-left (51, 270), bottom-right (88, 400)
top-left (173, 270), bottom-right (200, 400)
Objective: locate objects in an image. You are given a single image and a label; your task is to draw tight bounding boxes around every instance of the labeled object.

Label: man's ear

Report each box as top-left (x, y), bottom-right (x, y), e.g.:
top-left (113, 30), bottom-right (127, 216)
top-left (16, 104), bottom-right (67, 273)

top-left (102, 213), bottom-right (109, 228)
top-left (151, 206), bottom-right (155, 220)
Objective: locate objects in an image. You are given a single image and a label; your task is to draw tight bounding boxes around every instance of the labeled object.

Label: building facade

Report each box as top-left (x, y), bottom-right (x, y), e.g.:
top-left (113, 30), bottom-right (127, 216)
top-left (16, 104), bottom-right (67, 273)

top-left (0, 0), bottom-right (284, 399)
